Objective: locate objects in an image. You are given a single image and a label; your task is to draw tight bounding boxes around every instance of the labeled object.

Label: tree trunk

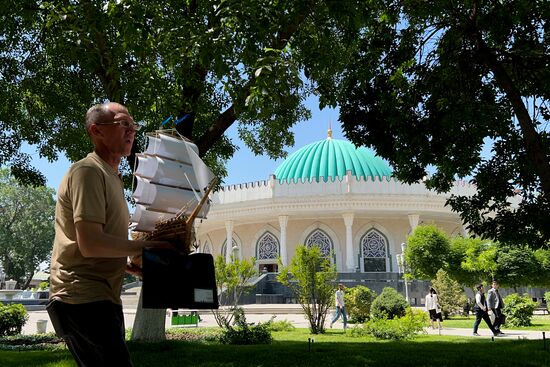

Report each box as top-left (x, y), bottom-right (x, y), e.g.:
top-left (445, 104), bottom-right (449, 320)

top-left (130, 289), bottom-right (166, 342)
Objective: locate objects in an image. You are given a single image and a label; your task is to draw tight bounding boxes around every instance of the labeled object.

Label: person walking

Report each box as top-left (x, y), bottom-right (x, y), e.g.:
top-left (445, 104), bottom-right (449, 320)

top-left (425, 287), bottom-right (443, 330)
top-left (487, 280), bottom-right (505, 335)
top-left (47, 102), bottom-right (174, 366)
top-left (472, 283), bottom-right (500, 337)
top-left (330, 283), bottom-right (347, 330)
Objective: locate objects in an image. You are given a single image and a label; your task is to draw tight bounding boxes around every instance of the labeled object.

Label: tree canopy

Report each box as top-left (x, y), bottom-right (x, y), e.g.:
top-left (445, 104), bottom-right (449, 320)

top-left (404, 224), bottom-right (450, 280)
top-left (405, 225), bottom-right (549, 288)
top-left (337, 0), bottom-right (550, 247)
top-left (0, 169), bottom-right (55, 288)
top-left (0, 0), bottom-right (373, 186)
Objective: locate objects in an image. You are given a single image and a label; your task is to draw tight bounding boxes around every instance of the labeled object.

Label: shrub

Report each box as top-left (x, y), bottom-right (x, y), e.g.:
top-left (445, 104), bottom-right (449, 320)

top-left (503, 293), bottom-right (538, 327)
top-left (544, 291), bottom-right (550, 312)
top-left (352, 308), bottom-right (426, 340)
top-left (345, 285), bottom-right (377, 323)
top-left (371, 287), bottom-right (407, 320)
top-left (0, 303), bottom-right (28, 336)
top-left (219, 308), bottom-right (272, 345)
top-left (265, 317), bottom-right (295, 332)
top-left (165, 328), bottom-right (222, 342)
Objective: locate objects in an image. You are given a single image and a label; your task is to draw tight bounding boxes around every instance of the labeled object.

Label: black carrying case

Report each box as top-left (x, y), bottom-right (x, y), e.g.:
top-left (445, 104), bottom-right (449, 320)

top-left (141, 249), bottom-right (219, 309)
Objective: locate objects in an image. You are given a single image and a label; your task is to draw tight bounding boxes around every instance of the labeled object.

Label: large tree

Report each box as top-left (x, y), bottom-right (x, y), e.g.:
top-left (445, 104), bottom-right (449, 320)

top-left (1, 0), bottom-right (374, 341)
top-left (337, 0), bottom-right (550, 247)
top-left (0, 169), bottom-right (55, 289)
top-left (0, 0), bottom-right (372, 186)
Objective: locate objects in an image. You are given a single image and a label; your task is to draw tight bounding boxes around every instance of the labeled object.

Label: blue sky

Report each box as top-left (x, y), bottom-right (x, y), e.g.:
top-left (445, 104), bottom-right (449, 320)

top-left (27, 96), bottom-right (345, 190)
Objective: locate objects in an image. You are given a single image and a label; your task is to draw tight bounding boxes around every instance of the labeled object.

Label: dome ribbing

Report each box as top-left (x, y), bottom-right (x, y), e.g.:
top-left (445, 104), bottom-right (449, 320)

top-left (274, 138), bottom-right (392, 183)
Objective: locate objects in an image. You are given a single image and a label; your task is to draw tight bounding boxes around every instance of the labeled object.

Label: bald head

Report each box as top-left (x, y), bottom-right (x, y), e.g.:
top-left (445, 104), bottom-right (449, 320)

top-left (85, 102), bottom-right (129, 134)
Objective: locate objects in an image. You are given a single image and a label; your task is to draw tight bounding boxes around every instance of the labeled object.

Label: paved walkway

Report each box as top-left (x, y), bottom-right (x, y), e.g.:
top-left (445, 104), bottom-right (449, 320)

top-left (21, 304), bottom-right (547, 340)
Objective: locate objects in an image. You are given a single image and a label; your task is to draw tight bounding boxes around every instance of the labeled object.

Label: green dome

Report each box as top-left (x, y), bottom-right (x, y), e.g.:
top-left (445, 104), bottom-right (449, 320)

top-left (274, 138), bottom-right (392, 183)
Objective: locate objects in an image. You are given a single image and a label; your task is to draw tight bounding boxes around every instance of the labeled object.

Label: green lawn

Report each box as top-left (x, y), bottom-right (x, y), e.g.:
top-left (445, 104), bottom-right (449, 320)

top-left (1, 327), bottom-right (549, 367)
top-left (440, 315), bottom-right (550, 331)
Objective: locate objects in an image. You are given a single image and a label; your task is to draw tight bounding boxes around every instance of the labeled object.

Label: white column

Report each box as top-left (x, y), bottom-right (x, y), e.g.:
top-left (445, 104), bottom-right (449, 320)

top-left (225, 220), bottom-right (234, 262)
top-left (278, 215), bottom-right (289, 267)
top-left (408, 213), bottom-right (420, 231)
top-left (342, 213), bottom-right (355, 271)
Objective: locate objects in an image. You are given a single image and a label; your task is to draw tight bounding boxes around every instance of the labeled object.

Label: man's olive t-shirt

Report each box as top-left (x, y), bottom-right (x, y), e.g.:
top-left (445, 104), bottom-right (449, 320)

top-left (49, 152), bottom-right (129, 305)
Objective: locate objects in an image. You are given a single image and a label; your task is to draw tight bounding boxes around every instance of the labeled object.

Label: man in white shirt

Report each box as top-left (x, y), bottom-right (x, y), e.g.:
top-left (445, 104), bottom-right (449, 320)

top-left (330, 283), bottom-right (347, 329)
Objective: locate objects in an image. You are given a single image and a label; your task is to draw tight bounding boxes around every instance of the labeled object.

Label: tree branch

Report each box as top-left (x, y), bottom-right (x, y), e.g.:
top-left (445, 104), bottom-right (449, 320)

top-left (194, 3), bottom-right (313, 156)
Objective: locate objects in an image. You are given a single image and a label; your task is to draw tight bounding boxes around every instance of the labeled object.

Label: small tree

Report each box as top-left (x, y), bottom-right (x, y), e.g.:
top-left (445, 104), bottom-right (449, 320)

top-left (345, 285), bottom-right (377, 323)
top-left (430, 269), bottom-right (468, 319)
top-left (278, 245), bottom-right (336, 334)
top-left (212, 254), bottom-right (257, 328)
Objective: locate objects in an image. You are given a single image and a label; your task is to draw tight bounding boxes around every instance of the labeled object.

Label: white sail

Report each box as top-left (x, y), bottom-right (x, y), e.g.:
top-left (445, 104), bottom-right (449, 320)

top-left (130, 130), bottom-right (214, 232)
top-left (130, 204), bottom-right (175, 232)
top-left (135, 155), bottom-right (199, 190)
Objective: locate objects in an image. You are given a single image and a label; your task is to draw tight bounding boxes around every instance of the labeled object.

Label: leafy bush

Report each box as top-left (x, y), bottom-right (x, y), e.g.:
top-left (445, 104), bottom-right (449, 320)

top-left (0, 303), bottom-right (28, 336)
top-left (503, 293), bottom-right (538, 327)
top-left (265, 317), bottom-right (295, 332)
top-left (351, 308), bottom-right (426, 340)
top-left (165, 328), bottom-right (222, 343)
top-left (544, 291), bottom-right (550, 312)
top-left (371, 287), bottom-right (408, 320)
top-left (219, 308), bottom-right (272, 345)
top-left (345, 285), bottom-right (377, 323)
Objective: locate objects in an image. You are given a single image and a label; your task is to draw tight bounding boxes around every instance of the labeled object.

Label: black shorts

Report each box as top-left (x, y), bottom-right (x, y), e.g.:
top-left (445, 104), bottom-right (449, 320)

top-left (428, 309), bottom-right (443, 321)
top-left (47, 299), bottom-right (133, 367)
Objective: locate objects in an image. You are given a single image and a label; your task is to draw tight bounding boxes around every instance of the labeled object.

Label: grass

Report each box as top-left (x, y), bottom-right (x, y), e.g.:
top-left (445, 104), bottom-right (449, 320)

top-left (1, 327), bottom-right (550, 367)
top-left (440, 315), bottom-right (550, 331)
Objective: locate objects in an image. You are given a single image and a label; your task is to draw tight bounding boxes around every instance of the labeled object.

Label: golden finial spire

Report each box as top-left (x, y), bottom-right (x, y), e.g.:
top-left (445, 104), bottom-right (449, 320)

top-left (328, 121), bottom-right (333, 139)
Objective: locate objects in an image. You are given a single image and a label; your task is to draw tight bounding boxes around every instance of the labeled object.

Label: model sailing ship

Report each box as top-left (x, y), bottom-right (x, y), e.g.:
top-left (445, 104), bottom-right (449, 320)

top-left (129, 128), bottom-right (219, 308)
top-left (130, 129), bottom-right (216, 253)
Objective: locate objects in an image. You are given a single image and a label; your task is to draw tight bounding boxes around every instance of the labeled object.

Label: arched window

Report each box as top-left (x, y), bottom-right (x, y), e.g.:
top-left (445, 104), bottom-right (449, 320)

top-left (221, 238), bottom-right (238, 258)
top-left (256, 232), bottom-right (279, 260)
top-left (361, 229), bottom-right (387, 272)
top-left (305, 229), bottom-right (333, 258)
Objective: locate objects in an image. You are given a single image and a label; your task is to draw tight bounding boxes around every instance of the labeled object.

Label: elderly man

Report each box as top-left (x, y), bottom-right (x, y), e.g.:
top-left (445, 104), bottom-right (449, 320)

top-left (47, 102), bottom-right (173, 366)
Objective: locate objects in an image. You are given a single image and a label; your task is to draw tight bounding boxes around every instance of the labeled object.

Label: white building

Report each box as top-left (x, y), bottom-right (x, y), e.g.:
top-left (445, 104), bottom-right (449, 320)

top-left (196, 129), bottom-right (475, 303)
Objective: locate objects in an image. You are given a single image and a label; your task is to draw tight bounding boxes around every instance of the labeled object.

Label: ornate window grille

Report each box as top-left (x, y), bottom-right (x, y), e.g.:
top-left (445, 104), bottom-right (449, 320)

top-left (257, 232), bottom-right (279, 260)
top-left (305, 229), bottom-right (333, 258)
top-left (361, 229), bottom-right (387, 272)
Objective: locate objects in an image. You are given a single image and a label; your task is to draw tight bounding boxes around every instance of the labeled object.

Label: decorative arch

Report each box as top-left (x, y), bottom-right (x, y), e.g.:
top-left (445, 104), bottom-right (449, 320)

top-left (256, 231), bottom-right (280, 260)
top-left (300, 222), bottom-right (341, 269)
top-left (221, 233), bottom-right (242, 259)
top-left (305, 229), bottom-right (333, 258)
top-left (254, 230), bottom-right (280, 272)
top-left (360, 228), bottom-right (390, 272)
